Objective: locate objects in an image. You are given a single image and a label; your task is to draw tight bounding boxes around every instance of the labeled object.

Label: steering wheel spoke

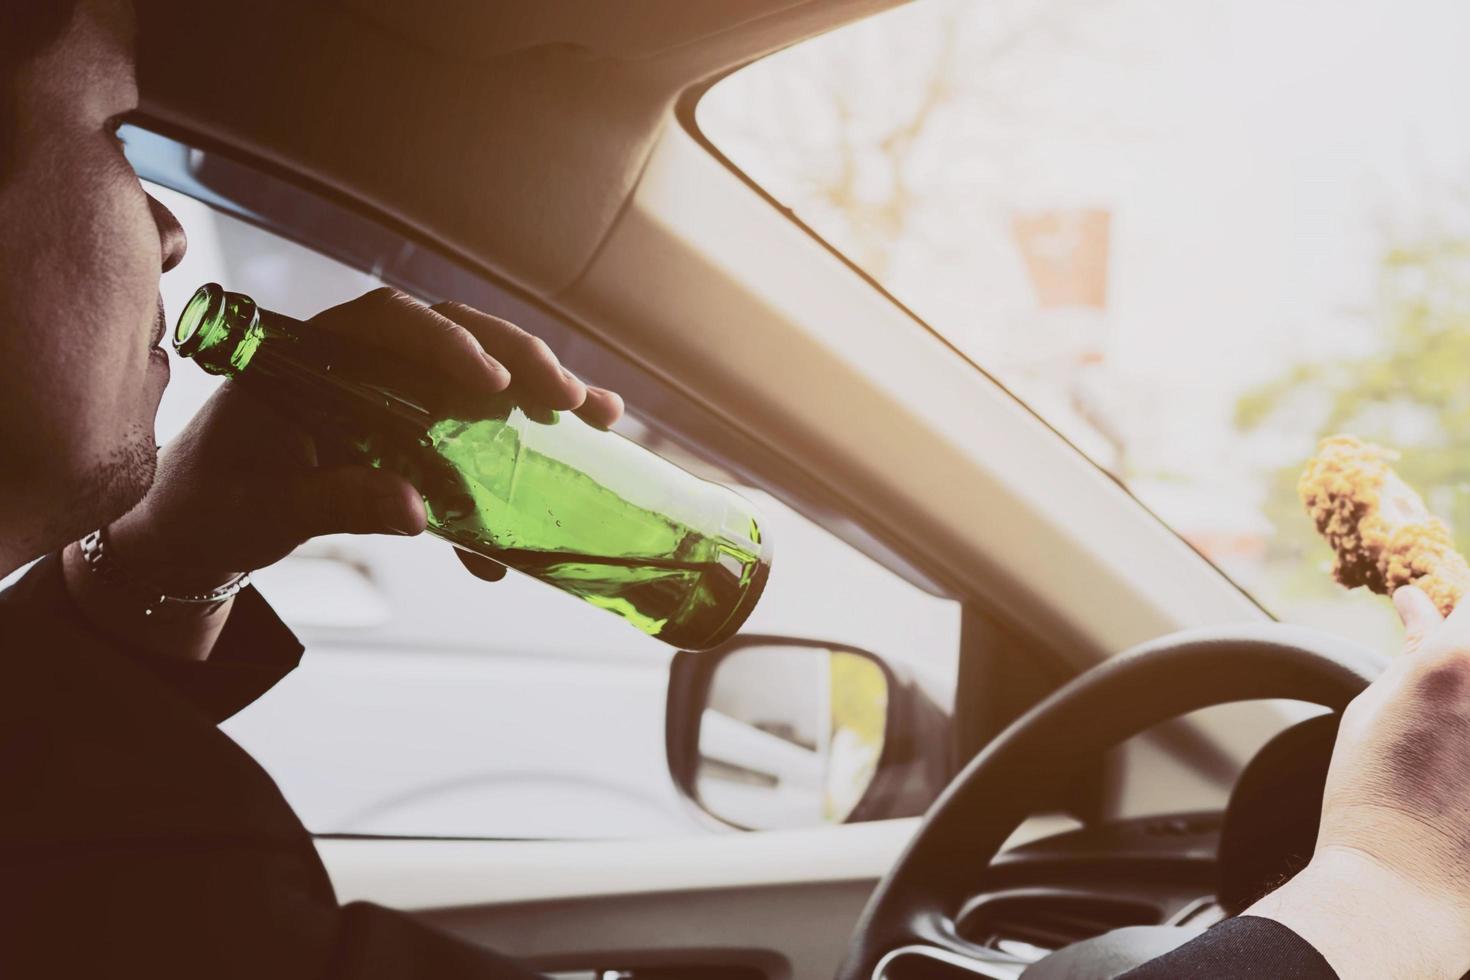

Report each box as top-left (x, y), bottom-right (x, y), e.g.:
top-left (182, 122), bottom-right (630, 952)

top-left (873, 943), bottom-right (1030, 980)
top-left (864, 905), bottom-right (1044, 979)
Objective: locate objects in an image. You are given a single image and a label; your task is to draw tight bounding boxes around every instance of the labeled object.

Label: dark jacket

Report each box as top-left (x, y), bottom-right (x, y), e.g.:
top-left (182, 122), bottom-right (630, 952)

top-left (1121, 916), bottom-right (1335, 978)
top-left (0, 554), bottom-right (542, 979)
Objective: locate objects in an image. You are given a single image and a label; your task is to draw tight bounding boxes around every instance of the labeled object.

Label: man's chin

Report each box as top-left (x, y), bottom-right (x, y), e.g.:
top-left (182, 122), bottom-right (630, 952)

top-left (34, 425), bottom-right (158, 556)
top-left (92, 429), bottom-right (160, 528)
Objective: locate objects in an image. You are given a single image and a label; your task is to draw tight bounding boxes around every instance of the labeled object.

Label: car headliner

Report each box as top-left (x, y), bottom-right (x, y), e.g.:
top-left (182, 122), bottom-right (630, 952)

top-left (135, 0), bottom-right (903, 299)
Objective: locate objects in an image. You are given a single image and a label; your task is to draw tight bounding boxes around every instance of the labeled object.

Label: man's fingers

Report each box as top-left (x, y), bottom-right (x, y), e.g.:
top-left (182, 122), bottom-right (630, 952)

top-left (455, 548), bottom-right (507, 582)
top-left (310, 288), bottom-right (629, 438)
top-left (310, 288), bottom-right (511, 395)
top-left (431, 302), bottom-right (586, 410)
top-left (1395, 585), bottom-right (1445, 655)
top-left (574, 386), bottom-right (625, 429)
top-left (284, 467), bottom-right (427, 540)
top-left (309, 289), bottom-right (627, 422)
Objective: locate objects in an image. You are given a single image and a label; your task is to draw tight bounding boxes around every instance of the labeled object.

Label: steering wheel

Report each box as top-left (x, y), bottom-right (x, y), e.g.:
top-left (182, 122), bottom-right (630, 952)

top-left (835, 623), bottom-right (1388, 980)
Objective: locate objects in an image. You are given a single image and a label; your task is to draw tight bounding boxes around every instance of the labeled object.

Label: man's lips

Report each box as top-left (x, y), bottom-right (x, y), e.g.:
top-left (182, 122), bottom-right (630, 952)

top-left (151, 298), bottom-right (167, 350)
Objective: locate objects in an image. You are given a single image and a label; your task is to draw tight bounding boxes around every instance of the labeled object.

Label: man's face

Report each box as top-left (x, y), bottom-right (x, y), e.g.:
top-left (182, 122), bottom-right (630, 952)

top-left (0, 0), bottom-right (185, 561)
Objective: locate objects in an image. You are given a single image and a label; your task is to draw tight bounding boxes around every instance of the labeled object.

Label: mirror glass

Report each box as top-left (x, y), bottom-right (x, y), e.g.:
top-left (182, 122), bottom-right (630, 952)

top-left (695, 644), bottom-right (890, 829)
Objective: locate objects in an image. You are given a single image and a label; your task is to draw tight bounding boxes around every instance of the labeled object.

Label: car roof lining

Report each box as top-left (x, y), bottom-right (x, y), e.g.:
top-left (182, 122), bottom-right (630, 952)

top-left (135, 0), bottom-right (904, 298)
top-left (345, 0), bottom-right (833, 63)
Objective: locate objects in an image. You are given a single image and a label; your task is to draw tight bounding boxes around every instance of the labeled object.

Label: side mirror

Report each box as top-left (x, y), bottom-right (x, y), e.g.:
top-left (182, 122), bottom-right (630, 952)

top-left (667, 636), bottom-right (940, 830)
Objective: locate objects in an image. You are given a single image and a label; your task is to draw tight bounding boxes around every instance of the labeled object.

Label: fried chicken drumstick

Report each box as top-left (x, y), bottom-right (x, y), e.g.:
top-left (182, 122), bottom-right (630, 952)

top-left (1299, 435), bottom-right (1470, 616)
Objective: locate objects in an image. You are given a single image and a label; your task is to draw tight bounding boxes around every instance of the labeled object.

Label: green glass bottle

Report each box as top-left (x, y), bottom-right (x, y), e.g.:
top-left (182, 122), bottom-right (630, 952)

top-left (173, 283), bottom-right (771, 650)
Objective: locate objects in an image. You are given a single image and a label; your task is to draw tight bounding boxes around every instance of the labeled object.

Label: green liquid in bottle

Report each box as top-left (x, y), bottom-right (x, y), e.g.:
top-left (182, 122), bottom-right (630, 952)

top-left (174, 283), bottom-right (770, 650)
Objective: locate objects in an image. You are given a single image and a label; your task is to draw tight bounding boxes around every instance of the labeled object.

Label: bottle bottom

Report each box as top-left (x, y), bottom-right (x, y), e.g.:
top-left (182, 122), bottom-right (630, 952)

top-left (486, 546), bottom-right (770, 651)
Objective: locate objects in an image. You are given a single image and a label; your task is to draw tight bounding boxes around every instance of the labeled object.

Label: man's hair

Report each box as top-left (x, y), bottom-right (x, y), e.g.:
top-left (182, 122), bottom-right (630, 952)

top-left (1, 1), bottom-right (83, 180)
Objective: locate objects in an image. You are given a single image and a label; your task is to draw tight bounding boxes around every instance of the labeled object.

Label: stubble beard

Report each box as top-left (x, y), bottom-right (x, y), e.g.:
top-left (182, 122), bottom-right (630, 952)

top-left (32, 421), bottom-right (157, 555)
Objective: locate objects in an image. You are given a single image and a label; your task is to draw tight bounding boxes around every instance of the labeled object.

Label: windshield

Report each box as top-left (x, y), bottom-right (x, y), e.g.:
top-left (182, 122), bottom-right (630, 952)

top-left (699, 0), bottom-right (1470, 652)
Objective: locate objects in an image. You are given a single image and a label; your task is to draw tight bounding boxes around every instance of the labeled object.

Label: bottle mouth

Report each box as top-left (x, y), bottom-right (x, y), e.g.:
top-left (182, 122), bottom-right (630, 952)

top-left (174, 283), bottom-right (226, 357)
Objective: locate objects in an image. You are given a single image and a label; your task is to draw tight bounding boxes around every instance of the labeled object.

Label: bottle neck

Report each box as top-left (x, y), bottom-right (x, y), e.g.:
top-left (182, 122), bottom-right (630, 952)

top-left (171, 283), bottom-right (514, 431)
top-left (171, 282), bottom-right (443, 434)
top-left (173, 283), bottom-right (268, 377)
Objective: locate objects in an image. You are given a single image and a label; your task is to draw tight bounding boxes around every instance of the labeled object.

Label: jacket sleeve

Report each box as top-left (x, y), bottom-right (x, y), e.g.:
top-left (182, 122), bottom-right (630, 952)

top-left (0, 552), bottom-right (304, 724)
top-left (1119, 916), bottom-right (1338, 979)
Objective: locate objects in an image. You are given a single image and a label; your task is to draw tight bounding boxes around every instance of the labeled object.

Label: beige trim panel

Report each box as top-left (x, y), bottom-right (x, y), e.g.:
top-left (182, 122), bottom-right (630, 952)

top-left (318, 815), bottom-right (1081, 909)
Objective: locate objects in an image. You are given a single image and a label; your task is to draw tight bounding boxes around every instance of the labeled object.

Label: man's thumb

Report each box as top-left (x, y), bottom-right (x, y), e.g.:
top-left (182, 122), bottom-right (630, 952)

top-left (285, 467), bottom-right (427, 539)
top-left (1393, 585), bottom-right (1443, 655)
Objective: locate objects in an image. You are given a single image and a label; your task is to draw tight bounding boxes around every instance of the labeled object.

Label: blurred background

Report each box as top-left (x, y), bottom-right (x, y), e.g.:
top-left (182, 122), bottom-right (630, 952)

top-left (701, 0), bottom-right (1470, 655)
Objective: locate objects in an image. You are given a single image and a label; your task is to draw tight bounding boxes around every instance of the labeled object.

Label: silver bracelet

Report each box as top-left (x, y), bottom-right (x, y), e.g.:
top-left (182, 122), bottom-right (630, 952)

top-left (78, 528), bottom-right (251, 617)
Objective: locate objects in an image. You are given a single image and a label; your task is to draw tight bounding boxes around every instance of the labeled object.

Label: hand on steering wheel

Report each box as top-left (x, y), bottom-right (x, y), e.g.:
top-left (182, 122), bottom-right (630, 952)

top-left (1243, 587), bottom-right (1470, 980)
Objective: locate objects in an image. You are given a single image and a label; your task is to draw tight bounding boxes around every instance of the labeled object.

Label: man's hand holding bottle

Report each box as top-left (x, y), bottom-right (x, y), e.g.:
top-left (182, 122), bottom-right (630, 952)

top-left (62, 288), bottom-right (623, 659)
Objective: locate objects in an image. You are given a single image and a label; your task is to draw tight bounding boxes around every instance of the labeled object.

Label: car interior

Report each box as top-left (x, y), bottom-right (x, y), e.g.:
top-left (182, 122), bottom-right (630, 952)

top-left (119, 0), bottom-right (1430, 977)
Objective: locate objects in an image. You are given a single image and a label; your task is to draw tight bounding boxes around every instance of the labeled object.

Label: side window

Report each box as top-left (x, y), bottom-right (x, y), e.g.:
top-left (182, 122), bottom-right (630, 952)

top-left (148, 183), bottom-right (962, 839)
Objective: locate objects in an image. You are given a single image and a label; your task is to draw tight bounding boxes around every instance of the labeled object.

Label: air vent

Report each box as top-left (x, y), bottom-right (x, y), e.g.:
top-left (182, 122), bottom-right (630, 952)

top-left (956, 891), bottom-right (1162, 960)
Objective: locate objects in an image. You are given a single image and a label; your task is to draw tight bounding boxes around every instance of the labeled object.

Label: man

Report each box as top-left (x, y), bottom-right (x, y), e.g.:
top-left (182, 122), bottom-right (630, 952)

top-left (6, 2), bottom-right (1470, 979)
top-left (2, 1), bottom-right (610, 976)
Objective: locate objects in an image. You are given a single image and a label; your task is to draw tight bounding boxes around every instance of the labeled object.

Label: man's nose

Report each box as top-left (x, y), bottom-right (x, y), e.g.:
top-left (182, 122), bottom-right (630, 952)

top-left (149, 194), bottom-right (187, 273)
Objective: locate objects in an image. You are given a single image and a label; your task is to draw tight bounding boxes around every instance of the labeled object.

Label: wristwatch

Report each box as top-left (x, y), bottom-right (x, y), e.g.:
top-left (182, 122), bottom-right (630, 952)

top-left (77, 527), bottom-right (251, 617)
